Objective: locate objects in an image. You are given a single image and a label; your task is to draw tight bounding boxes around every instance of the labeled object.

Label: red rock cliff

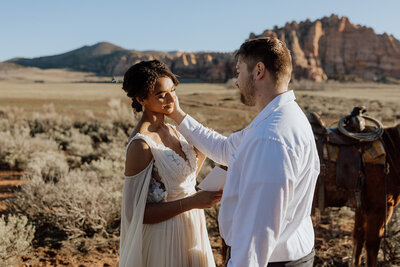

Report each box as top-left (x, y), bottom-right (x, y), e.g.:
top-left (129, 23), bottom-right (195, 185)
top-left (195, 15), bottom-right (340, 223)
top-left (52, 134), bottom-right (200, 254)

top-left (252, 14), bottom-right (400, 81)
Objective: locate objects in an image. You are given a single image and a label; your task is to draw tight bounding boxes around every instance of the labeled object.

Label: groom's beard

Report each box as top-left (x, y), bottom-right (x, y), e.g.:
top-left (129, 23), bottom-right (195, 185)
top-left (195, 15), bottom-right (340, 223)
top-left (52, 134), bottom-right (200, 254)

top-left (240, 74), bottom-right (256, 106)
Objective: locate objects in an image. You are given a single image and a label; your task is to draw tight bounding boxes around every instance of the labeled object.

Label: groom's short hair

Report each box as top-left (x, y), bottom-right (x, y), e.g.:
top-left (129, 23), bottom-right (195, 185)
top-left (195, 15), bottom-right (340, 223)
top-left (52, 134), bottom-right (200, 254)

top-left (236, 37), bottom-right (292, 86)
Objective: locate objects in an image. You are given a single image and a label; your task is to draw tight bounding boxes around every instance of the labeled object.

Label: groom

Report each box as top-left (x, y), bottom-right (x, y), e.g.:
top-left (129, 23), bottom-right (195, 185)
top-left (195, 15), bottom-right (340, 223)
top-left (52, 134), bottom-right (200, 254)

top-left (168, 37), bottom-right (319, 266)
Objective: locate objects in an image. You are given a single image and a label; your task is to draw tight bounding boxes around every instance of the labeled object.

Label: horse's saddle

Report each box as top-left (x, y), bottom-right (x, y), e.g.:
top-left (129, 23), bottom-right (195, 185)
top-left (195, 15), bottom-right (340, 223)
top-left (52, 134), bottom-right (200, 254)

top-left (308, 107), bottom-right (385, 191)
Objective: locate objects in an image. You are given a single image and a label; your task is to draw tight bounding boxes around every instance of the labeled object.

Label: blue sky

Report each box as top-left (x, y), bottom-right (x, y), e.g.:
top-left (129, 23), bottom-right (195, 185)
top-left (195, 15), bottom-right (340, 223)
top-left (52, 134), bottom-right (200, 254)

top-left (1, 0), bottom-right (399, 61)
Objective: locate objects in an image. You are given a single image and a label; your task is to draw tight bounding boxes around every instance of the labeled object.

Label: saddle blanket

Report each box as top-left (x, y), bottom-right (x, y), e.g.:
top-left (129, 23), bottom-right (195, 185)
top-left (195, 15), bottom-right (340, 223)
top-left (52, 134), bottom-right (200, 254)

top-left (324, 140), bottom-right (386, 164)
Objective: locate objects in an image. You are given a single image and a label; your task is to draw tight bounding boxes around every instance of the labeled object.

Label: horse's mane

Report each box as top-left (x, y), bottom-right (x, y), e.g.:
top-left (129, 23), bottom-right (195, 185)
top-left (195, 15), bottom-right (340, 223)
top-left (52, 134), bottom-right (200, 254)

top-left (382, 124), bottom-right (400, 178)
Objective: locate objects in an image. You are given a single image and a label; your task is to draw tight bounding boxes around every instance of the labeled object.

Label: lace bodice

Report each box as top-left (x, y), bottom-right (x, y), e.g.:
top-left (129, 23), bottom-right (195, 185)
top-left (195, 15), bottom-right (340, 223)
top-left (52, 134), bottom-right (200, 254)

top-left (125, 126), bottom-right (198, 201)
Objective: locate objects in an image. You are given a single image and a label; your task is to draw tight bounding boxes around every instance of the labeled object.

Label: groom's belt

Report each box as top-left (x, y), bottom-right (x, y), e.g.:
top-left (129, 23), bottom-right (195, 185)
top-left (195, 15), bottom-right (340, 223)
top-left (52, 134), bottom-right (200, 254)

top-left (224, 246), bottom-right (315, 267)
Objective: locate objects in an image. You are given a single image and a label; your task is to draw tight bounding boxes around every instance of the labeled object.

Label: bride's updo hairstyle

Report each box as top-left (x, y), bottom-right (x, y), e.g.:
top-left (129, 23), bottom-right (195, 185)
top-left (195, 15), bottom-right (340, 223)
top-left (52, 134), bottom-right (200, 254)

top-left (122, 60), bottom-right (179, 112)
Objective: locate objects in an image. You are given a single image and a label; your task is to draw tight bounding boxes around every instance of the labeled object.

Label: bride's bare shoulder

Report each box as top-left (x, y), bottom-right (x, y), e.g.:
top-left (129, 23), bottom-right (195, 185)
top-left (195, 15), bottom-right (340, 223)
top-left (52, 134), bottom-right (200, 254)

top-left (125, 138), bottom-right (153, 176)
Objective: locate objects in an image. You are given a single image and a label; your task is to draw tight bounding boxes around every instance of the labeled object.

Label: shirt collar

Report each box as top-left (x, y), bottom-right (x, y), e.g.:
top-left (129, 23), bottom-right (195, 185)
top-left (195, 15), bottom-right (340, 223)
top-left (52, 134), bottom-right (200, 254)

top-left (247, 90), bottom-right (296, 129)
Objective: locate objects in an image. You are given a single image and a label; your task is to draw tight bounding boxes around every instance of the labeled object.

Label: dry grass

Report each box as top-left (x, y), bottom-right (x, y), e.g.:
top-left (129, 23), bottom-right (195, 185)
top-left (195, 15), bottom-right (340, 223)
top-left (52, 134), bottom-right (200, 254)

top-left (0, 63), bottom-right (110, 83)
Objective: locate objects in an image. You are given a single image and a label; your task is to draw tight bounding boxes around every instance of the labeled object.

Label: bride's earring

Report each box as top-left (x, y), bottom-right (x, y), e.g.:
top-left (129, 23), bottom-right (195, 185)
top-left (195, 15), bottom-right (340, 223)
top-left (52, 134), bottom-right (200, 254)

top-left (141, 102), bottom-right (147, 111)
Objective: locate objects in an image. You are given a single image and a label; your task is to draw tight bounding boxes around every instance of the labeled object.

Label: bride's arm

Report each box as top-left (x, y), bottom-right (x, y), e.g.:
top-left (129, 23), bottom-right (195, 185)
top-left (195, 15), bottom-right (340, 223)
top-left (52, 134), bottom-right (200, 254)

top-left (143, 190), bottom-right (221, 224)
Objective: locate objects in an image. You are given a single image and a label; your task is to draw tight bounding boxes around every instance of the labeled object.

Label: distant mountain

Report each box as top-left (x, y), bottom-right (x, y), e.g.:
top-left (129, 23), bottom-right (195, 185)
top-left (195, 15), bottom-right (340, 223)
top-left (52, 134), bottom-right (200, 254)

top-left (8, 42), bottom-right (234, 82)
top-left (0, 62), bottom-right (26, 71)
top-left (9, 42), bottom-right (131, 75)
top-left (8, 15), bottom-right (400, 82)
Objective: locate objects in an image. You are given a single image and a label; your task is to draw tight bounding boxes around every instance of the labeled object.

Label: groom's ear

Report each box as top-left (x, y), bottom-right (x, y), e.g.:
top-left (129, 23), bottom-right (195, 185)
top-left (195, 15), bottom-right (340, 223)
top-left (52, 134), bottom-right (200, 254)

top-left (254, 62), bottom-right (266, 80)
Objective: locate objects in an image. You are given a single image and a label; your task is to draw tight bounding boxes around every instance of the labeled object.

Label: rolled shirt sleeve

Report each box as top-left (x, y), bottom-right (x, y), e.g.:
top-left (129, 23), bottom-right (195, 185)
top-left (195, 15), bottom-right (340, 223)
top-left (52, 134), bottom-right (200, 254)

top-left (177, 114), bottom-right (246, 166)
top-left (228, 137), bottom-right (296, 267)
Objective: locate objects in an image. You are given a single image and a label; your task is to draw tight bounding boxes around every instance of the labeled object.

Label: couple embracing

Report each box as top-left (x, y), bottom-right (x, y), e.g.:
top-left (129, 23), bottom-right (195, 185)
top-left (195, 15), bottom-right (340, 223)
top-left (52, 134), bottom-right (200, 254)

top-left (118, 37), bottom-right (319, 267)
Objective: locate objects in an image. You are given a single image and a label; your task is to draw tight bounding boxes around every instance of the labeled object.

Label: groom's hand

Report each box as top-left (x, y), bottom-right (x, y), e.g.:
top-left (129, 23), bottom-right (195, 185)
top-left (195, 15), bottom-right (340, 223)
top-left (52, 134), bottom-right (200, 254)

top-left (167, 94), bottom-right (186, 125)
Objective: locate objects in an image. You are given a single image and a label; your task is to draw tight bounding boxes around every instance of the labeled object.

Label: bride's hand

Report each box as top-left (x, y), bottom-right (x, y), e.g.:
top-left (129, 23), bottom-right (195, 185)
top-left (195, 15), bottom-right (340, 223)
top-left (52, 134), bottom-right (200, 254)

top-left (167, 94), bottom-right (186, 125)
top-left (189, 190), bottom-right (223, 209)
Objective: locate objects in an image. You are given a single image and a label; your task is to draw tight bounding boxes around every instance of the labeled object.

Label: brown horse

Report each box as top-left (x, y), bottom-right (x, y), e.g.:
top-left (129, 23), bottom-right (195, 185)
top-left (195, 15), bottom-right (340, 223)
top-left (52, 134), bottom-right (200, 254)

top-left (311, 115), bottom-right (400, 266)
top-left (352, 124), bottom-right (400, 266)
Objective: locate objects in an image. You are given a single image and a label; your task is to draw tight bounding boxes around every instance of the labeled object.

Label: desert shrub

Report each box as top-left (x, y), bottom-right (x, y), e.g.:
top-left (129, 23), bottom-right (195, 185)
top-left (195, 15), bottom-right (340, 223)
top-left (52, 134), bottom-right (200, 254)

top-left (82, 157), bottom-right (124, 180)
top-left (81, 128), bottom-right (126, 180)
top-left (50, 170), bottom-right (122, 239)
top-left (107, 98), bottom-right (137, 135)
top-left (25, 150), bottom-right (69, 183)
top-left (2, 101), bottom-right (134, 254)
top-left (66, 233), bottom-right (120, 254)
top-left (0, 125), bottom-right (60, 170)
top-left (82, 158), bottom-right (124, 179)
top-left (12, 168), bottom-right (123, 247)
top-left (95, 128), bottom-right (127, 158)
top-left (0, 126), bottom-right (29, 169)
top-left (63, 128), bottom-right (94, 157)
top-left (28, 104), bottom-right (72, 136)
top-left (73, 118), bottom-right (111, 144)
top-left (0, 106), bottom-right (27, 132)
top-left (0, 215), bottom-right (35, 264)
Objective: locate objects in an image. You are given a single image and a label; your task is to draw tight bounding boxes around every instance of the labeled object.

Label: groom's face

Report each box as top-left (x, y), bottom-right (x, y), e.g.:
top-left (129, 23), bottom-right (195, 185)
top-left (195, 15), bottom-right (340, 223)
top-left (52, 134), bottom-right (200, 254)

top-left (235, 56), bottom-right (256, 106)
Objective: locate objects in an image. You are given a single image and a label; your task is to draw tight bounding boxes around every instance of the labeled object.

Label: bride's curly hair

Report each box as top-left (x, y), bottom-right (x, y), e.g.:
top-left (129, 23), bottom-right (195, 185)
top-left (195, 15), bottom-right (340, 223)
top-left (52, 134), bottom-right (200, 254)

top-left (122, 60), bottom-right (179, 112)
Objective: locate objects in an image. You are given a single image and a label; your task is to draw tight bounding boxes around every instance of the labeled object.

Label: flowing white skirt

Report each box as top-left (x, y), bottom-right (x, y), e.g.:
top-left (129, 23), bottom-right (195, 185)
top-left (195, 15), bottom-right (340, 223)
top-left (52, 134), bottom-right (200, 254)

top-left (142, 208), bottom-right (215, 267)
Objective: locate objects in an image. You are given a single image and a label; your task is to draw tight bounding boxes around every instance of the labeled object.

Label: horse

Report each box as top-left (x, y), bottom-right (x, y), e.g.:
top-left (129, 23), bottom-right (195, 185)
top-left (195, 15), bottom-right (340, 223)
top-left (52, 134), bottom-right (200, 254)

top-left (308, 109), bottom-right (400, 267)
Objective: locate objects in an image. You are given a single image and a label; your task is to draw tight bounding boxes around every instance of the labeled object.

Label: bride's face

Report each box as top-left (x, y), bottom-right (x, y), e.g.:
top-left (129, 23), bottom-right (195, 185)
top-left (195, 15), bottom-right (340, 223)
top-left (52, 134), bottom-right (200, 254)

top-left (142, 77), bottom-right (176, 115)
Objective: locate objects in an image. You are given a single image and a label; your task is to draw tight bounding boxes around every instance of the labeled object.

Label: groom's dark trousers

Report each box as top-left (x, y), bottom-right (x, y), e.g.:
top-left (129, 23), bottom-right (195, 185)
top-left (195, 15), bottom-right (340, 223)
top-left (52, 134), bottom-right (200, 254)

top-left (224, 247), bottom-right (315, 267)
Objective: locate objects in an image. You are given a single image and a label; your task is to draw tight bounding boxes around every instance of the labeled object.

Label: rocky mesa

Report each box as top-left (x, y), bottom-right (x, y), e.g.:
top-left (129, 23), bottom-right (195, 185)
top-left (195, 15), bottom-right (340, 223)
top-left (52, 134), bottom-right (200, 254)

top-left (253, 14), bottom-right (400, 82)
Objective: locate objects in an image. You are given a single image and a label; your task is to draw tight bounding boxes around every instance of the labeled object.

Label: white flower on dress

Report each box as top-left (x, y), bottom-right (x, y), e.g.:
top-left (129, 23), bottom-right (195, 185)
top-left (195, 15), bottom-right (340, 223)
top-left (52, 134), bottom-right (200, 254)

top-left (147, 178), bottom-right (167, 203)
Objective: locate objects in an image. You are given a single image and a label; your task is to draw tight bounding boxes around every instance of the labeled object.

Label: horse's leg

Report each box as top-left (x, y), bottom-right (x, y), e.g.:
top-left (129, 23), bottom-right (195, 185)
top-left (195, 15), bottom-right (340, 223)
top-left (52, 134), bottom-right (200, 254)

top-left (352, 208), bottom-right (366, 267)
top-left (364, 207), bottom-right (382, 267)
top-left (365, 205), bottom-right (394, 267)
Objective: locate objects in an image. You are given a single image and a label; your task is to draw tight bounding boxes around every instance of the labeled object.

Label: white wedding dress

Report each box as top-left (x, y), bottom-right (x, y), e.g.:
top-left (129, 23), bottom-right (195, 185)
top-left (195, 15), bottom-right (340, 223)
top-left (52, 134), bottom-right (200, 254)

top-left (119, 129), bottom-right (216, 267)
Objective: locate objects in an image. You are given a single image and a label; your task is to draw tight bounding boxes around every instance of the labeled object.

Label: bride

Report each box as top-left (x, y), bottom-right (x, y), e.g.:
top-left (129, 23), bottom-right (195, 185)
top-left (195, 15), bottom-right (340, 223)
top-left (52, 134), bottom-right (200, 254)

top-left (118, 60), bottom-right (221, 267)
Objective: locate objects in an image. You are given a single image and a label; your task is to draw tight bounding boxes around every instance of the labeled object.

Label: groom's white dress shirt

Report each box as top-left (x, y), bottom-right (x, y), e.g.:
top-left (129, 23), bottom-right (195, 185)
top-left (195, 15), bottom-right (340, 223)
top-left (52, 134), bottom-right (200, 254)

top-left (177, 90), bottom-right (319, 266)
